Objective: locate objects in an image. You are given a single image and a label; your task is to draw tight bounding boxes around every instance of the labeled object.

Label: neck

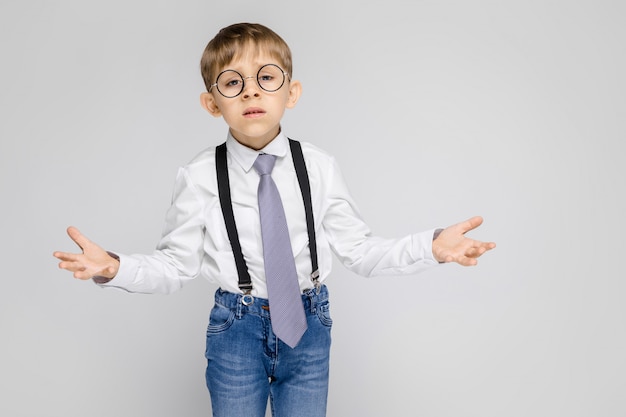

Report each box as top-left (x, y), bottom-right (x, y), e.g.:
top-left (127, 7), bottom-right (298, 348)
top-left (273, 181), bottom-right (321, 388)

top-left (229, 127), bottom-right (280, 151)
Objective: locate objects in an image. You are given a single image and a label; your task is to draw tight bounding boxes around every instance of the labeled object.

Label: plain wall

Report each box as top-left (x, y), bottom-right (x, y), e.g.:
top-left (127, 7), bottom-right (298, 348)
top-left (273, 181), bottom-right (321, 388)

top-left (1, 0), bottom-right (625, 416)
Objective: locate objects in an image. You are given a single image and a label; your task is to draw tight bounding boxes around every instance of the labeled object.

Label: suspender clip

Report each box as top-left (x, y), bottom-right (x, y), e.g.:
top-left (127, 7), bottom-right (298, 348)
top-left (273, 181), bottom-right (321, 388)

top-left (240, 284), bottom-right (253, 292)
top-left (311, 270), bottom-right (321, 293)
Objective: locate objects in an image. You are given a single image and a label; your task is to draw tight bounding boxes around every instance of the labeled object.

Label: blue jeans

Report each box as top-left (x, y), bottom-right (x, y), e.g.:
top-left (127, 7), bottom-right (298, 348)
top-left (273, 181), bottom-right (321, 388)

top-left (205, 286), bottom-right (332, 417)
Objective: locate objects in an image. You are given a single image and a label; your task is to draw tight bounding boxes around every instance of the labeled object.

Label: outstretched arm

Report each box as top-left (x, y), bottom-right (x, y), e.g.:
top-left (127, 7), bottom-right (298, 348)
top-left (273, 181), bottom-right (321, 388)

top-left (53, 227), bottom-right (120, 280)
top-left (432, 216), bottom-right (496, 266)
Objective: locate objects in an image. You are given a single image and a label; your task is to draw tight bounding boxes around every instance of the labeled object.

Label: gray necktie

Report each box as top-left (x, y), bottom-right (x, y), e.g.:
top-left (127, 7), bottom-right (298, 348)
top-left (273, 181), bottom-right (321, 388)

top-left (254, 153), bottom-right (308, 348)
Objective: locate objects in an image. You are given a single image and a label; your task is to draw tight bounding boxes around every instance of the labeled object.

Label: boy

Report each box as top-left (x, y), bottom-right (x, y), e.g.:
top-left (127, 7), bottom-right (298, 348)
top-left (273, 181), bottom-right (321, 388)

top-left (54, 22), bottom-right (495, 417)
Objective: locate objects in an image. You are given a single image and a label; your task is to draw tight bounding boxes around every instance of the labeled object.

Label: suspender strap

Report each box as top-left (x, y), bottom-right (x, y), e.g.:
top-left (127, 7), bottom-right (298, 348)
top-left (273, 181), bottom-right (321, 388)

top-left (215, 139), bottom-right (319, 292)
top-left (288, 139), bottom-right (320, 283)
top-left (215, 143), bottom-right (252, 293)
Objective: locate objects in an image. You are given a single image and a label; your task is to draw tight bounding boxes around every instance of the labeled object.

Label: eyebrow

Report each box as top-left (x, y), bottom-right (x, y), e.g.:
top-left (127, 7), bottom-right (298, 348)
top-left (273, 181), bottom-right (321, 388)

top-left (224, 53), bottom-right (282, 71)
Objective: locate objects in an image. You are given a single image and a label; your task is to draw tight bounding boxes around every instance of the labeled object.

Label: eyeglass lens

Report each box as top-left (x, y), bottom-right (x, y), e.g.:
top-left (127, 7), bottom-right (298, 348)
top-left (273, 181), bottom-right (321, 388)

top-left (215, 64), bottom-right (286, 98)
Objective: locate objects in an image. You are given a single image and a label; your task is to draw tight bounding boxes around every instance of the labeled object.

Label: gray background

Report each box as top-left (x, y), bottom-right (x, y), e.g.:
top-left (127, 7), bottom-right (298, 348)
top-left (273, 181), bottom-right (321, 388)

top-left (1, 0), bottom-right (624, 416)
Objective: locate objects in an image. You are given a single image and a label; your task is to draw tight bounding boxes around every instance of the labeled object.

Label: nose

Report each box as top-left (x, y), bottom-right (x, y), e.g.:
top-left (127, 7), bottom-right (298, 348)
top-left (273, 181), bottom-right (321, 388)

top-left (241, 75), bottom-right (260, 99)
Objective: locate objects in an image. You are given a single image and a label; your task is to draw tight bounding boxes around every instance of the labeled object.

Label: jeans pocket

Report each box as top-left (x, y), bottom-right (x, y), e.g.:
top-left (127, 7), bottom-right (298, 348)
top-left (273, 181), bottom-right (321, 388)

top-left (207, 303), bottom-right (236, 335)
top-left (316, 302), bottom-right (333, 328)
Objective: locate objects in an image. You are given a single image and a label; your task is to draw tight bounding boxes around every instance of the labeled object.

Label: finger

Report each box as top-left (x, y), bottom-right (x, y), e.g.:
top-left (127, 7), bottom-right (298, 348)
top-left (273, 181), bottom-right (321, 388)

top-left (452, 252), bottom-right (479, 266)
top-left (441, 253), bottom-right (454, 263)
top-left (58, 259), bottom-right (86, 272)
top-left (66, 226), bottom-right (92, 252)
top-left (464, 246), bottom-right (484, 259)
top-left (59, 259), bottom-right (98, 280)
top-left (474, 241), bottom-right (497, 252)
top-left (460, 257), bottom-right (479, 267)
top-left (53, 251), bottom-right (82, 262)
top-left (73, 269), bottom-right (94, 280)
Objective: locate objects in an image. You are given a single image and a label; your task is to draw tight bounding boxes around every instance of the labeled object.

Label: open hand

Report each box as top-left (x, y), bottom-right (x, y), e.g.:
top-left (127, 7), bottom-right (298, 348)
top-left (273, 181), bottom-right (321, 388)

top-left (432, 216), bottom-right (496, 266)
top-left (53, 227), bottom-right (119, 280)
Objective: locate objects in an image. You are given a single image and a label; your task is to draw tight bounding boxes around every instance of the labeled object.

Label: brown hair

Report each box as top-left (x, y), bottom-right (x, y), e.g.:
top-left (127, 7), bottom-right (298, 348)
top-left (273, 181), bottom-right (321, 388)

top-left (200, 23), bottom-right (293, 92)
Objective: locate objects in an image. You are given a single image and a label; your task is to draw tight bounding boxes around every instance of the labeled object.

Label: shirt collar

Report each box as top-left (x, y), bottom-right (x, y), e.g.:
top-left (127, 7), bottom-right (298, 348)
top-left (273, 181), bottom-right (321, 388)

top-left (226, 130), bottom-right (289, 173)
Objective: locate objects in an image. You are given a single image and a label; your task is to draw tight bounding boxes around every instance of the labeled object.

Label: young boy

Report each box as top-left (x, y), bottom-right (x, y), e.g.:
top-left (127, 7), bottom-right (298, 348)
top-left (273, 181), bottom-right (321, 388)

top-left (54, 22), bottom-right (495, 417)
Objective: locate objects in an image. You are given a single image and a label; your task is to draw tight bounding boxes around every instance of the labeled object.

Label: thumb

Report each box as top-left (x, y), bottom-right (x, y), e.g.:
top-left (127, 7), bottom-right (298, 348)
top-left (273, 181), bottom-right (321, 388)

top-left (66, 226), bottom-right (92, 252)
top-left (460, 216), bottom-right (484, 234)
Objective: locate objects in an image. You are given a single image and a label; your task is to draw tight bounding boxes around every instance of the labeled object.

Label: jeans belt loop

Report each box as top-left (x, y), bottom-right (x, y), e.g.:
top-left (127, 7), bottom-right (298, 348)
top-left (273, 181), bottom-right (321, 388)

top-left (308, 289), bottom-right (316, 314)
top-left (236, 295), bottom-right (243, 319)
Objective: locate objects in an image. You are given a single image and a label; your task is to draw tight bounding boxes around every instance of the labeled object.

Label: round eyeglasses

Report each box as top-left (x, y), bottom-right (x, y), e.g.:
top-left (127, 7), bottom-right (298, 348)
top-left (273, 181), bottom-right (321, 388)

top-left (209, 64), bottom-right (289, 98)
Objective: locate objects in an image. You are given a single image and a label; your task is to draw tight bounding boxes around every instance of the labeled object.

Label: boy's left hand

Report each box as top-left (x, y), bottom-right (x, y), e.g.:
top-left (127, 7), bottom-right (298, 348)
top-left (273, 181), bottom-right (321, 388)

top-left (432, 216), bottom-right (496, 266)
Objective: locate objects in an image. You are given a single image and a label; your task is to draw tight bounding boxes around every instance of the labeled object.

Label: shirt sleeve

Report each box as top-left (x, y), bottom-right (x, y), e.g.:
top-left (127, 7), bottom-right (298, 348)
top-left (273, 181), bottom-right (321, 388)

top-left (96, 167), bottom-right (206, 294)
top-left (321, 157), bottom-right (440, 277)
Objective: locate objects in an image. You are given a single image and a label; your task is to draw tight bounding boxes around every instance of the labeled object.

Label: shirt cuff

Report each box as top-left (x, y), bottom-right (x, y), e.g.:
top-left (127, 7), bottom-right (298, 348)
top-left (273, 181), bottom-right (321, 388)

top-left (92, 252), bottom-right (141, 289)
top-left (411, 228), bottom-right (441, 265)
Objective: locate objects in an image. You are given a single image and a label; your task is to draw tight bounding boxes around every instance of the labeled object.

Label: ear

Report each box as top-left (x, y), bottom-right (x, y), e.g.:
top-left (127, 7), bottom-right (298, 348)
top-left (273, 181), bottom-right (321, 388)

top-left (200, 92), bottom-right (222, 117)
top-left (285, 80), bottom-right (302, 109)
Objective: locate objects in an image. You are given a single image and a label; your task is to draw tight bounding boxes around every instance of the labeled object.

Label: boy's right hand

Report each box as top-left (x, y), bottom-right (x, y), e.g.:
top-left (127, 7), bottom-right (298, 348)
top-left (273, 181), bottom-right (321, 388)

top-left (53, 227), bottom-right (119, 281)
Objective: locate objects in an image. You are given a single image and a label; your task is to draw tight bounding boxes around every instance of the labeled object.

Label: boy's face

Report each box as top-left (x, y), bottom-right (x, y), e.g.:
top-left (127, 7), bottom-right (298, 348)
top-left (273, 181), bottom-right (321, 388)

top-left (200, 51), bottom-right (301, 150)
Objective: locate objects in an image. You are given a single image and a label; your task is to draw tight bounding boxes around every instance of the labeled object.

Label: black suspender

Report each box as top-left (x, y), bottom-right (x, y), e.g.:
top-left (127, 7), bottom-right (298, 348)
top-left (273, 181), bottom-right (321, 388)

top-left (215, 143), bottom-right (253, 292)
top-left (215, 139), bottom-right (320, 294)
top-left (288, 139), bottom-right (319, 282)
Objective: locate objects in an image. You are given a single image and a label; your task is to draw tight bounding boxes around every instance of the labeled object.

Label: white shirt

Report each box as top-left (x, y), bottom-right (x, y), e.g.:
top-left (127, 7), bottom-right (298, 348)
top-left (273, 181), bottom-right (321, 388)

top-left (101, 132), bottom-right (440, 298)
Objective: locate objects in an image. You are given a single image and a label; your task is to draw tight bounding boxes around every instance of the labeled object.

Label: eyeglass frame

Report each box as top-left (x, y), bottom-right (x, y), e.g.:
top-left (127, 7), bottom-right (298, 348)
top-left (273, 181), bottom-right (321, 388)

top-left (208, 63), bottom-right (291, 98)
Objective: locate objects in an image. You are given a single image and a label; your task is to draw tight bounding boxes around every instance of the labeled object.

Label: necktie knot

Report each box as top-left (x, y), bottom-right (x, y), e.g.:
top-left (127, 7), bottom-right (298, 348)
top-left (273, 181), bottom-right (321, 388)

top-left (254, 153), bottom-right (276, 176)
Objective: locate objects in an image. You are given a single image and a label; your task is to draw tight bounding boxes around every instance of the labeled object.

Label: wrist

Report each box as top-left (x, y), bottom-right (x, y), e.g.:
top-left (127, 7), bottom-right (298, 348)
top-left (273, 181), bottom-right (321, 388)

top-left (432, 229), bottom-right (446, 264)
top-left (92, 251), bottom-right (120, 284)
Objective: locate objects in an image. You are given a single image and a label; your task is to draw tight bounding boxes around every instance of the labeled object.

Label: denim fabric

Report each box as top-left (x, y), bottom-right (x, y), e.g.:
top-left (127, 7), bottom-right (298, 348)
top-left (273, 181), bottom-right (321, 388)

top-left (205, 286), bottom-right (332, 417)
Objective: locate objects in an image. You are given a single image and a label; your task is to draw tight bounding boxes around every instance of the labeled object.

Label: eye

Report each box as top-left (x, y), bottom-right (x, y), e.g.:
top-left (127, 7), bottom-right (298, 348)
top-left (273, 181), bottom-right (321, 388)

top-left (217, 70), bottom-right (243, 90)
top-left (225, 79), bottom-right (242, 87)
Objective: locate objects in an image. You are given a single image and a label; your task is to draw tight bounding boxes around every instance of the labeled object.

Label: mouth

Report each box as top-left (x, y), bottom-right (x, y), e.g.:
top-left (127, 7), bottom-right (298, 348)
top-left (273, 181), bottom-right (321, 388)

top-left (243, 107), bottom-right (266, 118)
